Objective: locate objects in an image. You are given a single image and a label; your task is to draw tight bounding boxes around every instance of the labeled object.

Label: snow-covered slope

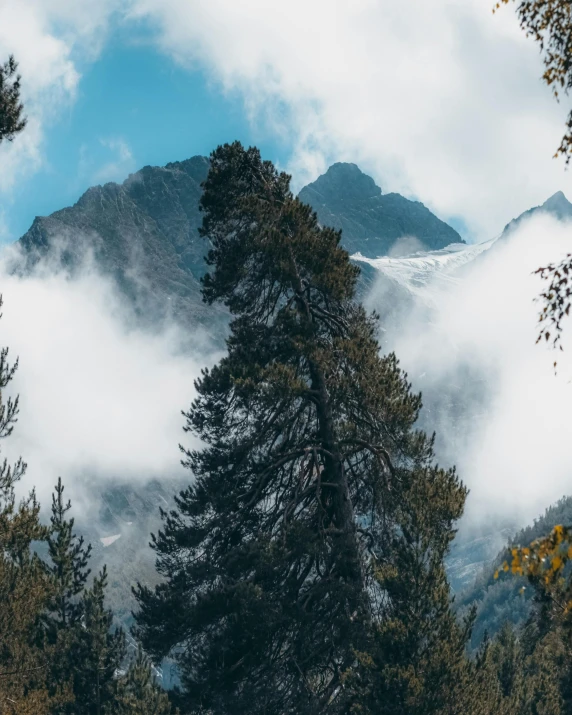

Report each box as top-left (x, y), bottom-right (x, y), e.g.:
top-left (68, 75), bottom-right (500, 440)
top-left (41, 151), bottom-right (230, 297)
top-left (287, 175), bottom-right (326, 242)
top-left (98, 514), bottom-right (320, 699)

top-left (351, 238), bottom-right (497, 300)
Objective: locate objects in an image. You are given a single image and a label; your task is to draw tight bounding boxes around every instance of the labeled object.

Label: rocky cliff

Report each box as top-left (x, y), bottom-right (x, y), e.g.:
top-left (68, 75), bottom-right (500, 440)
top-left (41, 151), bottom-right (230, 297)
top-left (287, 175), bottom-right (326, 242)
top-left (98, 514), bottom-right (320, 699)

top-left (14, 157), bottom-right (463, 334)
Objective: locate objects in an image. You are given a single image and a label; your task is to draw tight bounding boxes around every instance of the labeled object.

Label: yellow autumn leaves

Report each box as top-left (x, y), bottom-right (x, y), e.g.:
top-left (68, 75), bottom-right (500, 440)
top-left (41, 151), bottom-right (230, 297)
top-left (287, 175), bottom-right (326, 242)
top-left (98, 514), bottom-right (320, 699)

top-left (495, 525), bottom-right (572, 608)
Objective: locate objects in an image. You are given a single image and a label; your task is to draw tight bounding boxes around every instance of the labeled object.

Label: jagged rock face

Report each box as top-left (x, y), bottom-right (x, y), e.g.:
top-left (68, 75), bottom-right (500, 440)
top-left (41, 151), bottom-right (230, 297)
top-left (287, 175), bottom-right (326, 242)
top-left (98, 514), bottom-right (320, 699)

top-left (16, 156), bottom-right (226, 331)
top-left (14, 157), bottom-right (463, 333)
top-left (298, 162), bottom-right (463, 257)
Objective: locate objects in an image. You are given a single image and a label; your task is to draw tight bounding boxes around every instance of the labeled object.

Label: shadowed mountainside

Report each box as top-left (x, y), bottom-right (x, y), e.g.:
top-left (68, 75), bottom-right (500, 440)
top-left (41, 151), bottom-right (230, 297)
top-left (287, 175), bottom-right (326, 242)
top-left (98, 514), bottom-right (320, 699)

top-left (15, 156), bottom-right (221, 330)
top-left (14, 157), bottom-right (463, 336)
top-left (298, 162), bottom-right (463, 257)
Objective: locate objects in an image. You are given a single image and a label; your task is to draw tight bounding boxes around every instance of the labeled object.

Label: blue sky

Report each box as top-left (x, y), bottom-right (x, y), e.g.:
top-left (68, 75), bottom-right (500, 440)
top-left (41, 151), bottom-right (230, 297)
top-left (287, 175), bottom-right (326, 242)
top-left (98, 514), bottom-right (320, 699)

top-left (5, 37), bottom-right (291, 241)
top-left (1, 1), bottom-right (572, 244)
top-left (5, 32), bottom-right (470, 244)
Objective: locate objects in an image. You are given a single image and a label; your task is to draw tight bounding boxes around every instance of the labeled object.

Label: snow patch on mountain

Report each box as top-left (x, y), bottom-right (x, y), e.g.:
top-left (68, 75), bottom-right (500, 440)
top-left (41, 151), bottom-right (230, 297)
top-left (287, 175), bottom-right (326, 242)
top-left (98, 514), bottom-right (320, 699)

top-left (100, 534), bottom-right (122, 547)
top-left (351, 239), bottom-right (496, 299)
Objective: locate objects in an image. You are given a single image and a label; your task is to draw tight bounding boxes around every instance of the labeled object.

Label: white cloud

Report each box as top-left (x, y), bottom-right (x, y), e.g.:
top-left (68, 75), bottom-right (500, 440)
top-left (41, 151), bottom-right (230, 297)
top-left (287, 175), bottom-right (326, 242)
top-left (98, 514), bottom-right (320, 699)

top-left (91, 137), bottom-right (136, 184)
top-left (0, 0), bottom-right (119, 195)
top-left (369, 214), bottom-right (572, 527)
top-left (125, 0), bottom-right (572, 241)
top-left (1, 190), bottom-right (569, 540)
top-left (2, 0), bottom-right (572, 242)
top-left (0, 254), bottom-right (212, 508)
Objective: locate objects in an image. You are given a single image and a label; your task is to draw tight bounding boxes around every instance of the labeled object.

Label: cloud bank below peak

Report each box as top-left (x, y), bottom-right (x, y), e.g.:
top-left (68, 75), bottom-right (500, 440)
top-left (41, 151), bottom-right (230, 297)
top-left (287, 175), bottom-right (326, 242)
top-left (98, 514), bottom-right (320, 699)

top-left (365, 211), bottom-right (572, 527)
top-left (0, 252), bottom-right (214, 508)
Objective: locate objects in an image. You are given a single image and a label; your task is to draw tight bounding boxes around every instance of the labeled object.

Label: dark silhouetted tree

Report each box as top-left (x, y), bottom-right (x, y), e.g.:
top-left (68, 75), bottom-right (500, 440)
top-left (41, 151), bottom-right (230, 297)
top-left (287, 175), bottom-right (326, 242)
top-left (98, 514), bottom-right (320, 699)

top-left (109, 646), bottom-right (176, 715)
top-left (134, 143), bottom-right (468, 714)
top-left (46, 477), bottom-right (92, 631)
top-left (66, 566), bottom-right (126, 715)
top-left (43, 478), bottom-right (126, 714)
top-left (0, 55), bottom-right (26, 144)
top-left (43, 483), bottom-right (126, 715)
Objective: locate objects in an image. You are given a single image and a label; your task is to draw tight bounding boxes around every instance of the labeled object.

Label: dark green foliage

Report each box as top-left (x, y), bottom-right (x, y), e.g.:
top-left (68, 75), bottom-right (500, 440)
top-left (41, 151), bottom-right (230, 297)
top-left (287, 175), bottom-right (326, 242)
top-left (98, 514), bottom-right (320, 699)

top-left (458, 523), bottom-right (572, 714)
top-left (74, 568), bottom-right (127, 715)
top-left (109, 647), bottom-right (176, 714)
top-left (2, 468), bottom-right (163, 714)
top-left (464, 578), bottom-right (532, 651)
top-left (0, 55), bottom-right (26, 144)
top-left (0, 296), bottom-right (61, 712)
top-left (134, 142), bottom-right (468, 714)
top-left (46, 477), bottom-right (92, 628)
top-left (0, 83), bottom-right (170, 711)
top-left (341, 469), bottom-right (472, 714)
top-left (443, 620), bottom-right (565, 715)
top-left (481, 618), bottom-right (567, 714)
top-left (44, 479), bottom-right (126, 714)
top-left (513, 497), bottom-right (572, 548)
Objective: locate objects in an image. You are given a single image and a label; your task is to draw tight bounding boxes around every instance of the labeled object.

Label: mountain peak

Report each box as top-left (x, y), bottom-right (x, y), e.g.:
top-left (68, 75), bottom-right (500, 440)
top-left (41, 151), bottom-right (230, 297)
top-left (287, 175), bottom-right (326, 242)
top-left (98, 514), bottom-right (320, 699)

top-left (306, 162), bottom-right (382, 202)
top-left (541, 190), bottom-right (572, 217)
top-left (165, 155), bottom-right (210, 184)
top-left (503, 189), bottom-right (572, 235)
top-left (298, 163), bottom-right (462, 257)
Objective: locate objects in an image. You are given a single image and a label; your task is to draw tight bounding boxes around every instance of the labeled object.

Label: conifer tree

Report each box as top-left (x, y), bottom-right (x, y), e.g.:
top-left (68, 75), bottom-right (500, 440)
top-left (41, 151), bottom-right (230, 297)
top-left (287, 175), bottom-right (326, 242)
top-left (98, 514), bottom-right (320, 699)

top-left (77, 567), bottom-right (126, 715)
top-left (486, 621), bottom-right (564, 714)
top-left (0, 55), bottom-right (26, 144)
top-left (44, 478), bottom-right (125, 714)
top-left (51, 551), bottom-right (125, 712)
top-left (46, 477), bottom-right (92, 630)
top-left (0, 297), bottom-right (67, 713)
top-left (341, 469), bottom-right (471, 714)
top-left (109, 646), bottom-right (176, 714)
top-left (134, 143), bottom-right (468, 714)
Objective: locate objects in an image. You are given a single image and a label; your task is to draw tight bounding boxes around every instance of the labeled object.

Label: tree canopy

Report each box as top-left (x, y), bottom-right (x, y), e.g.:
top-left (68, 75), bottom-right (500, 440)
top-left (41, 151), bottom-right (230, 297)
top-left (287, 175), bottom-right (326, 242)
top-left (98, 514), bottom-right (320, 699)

top-left (0, 55), bottom-right (26, 144)
top-left (134, 142), bottom-right (469, 714)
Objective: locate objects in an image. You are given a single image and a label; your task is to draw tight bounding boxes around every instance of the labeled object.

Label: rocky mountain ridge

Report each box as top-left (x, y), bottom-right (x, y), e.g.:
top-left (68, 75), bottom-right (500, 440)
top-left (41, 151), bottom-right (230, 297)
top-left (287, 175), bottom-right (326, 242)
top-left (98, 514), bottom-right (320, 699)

top-left (13, 157), bottom-right (463, 336)
top-left (15, 156), bottom-right (222, 331)
top-left (299, 162), bottom-right (463, 257)
top-left (9, 155), bottom-right (468, 632)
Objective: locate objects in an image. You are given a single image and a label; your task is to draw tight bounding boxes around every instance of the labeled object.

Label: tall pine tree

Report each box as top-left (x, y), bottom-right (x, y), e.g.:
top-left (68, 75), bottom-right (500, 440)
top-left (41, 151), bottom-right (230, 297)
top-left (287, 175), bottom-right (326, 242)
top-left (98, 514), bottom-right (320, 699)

top-left (78, 567), bottom-right (126, 715)
top-left (43, 479), bottom-right (126, 715)
top-left (0, 55), bottom-right (25, 144)
top-left (135, 143), bottom-right (468, 714)
top-left (46, 477), bottom-right (92, 631)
